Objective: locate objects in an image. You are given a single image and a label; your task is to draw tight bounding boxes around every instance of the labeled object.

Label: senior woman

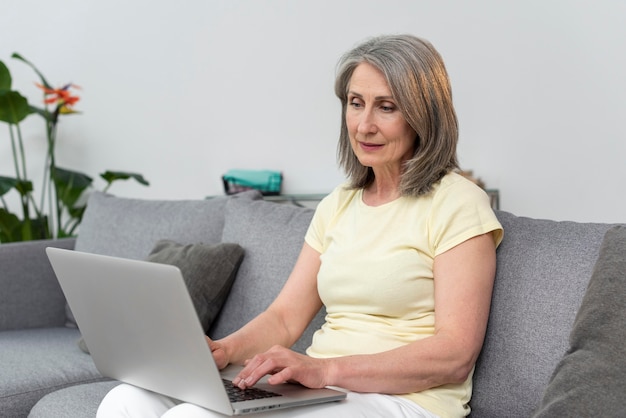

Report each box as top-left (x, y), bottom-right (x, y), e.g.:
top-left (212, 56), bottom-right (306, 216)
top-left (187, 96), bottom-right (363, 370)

top-left (98, 34), bottom-right (503, 418)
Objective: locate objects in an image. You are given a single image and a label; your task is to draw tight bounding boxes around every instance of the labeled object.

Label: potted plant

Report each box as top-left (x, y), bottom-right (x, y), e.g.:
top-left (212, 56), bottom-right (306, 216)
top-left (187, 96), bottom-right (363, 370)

top-left (0, 53), bottom-right (148, 243)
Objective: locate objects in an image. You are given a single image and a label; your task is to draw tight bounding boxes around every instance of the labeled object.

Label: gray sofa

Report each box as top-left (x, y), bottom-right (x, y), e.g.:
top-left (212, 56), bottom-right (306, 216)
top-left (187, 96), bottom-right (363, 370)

top-left (1, 190), bottom-right (624, 417)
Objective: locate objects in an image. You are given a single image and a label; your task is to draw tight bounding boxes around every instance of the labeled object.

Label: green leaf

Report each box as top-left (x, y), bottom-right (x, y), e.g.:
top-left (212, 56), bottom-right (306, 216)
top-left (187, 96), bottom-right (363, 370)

top-left (57, 228), bottom-right (74, 239)
top-left (60, 206), bottom-right (85, 238)
top-left (0, 60), bottom-right (11, 90)
top-left (34, 216), bottom-right (50, 239)
top-left (21, 215), bottom-right (49, 241)
top-left (101, 171), bottom-right (150, 187)
top-left (0, 208), bottom-right (22, 242)
top-left (29, 105), bottom-right (55, 122)
top-left (67, 204), bottom-right (86, 219)
top-left (0, 210), bottom-right (45, 242)
top-left (0, 90), bottom-right (32, 124)
top-left (14, 179), bottom-right (34, 196)
top-left (11, 53), bottom-right (52, 89)
top-left (53, 166), bottom-right (93, 209)
top-left (0, 175), bottom-right (18, 196)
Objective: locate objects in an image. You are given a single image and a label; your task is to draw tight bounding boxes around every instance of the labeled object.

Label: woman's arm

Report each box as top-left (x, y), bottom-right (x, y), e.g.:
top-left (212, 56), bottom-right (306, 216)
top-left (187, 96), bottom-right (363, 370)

top-left (209, 242), bottom-right (323, 369)
top-left (233, 232), bottom-right (497, 394)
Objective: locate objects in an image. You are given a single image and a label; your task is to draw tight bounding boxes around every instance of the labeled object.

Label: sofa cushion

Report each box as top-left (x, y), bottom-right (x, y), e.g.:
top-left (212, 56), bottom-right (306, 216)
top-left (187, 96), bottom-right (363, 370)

top-left (470, 210), bottom-right (615, 418)
top-left (0, 238), bottom-right (75, 331)
top-left (0, 328), bottom-right (106, 418)
top-left (29, 380), bottom-right (120, 418)
top-left (211, 198), bottom-right (325, 354)
top-left (147, 240), bottom-right (244, 333)
top-left (532, 225), bottom-right (626, 417)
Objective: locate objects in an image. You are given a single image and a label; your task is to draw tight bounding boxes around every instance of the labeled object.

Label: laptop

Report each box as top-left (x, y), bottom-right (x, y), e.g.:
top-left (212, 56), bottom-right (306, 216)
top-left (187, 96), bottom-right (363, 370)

top-left (46, 247), bottom-right (346, 415)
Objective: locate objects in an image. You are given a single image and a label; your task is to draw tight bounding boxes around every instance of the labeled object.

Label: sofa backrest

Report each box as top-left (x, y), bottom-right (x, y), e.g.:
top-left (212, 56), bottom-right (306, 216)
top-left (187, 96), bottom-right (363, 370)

top-left (470, 210), bottom-right (615, 417)
top-left (76, 191), bottom-right (231, 259)
top-left (0, 238), bottom-right (76, 330)
top-left (209, 196), bottom-right (323, 354)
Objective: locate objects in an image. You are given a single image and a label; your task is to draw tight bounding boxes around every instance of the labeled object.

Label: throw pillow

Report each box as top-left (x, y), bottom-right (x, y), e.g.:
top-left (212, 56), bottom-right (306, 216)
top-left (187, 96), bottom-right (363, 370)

top-left (147, 240), bottom-right (244, 333)
top-left (532, 225), bottom-right (626, 417)
top-left (78, 240), bottom-right (244, 354)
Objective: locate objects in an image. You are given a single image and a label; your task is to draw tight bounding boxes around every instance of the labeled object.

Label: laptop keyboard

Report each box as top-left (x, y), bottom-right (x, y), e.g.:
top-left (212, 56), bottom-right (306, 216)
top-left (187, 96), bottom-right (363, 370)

top-left (222, 379), bottom-right (283, 402)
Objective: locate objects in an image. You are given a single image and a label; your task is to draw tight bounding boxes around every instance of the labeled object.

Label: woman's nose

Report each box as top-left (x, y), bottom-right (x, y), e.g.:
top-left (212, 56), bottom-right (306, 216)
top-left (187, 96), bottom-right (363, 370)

top-left (356, 109), bottom-right (377, 134)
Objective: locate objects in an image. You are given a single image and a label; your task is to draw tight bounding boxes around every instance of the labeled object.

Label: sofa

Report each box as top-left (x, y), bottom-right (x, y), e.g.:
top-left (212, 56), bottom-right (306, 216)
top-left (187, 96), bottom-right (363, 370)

top-left (1, 190), bottom-right (624, 417)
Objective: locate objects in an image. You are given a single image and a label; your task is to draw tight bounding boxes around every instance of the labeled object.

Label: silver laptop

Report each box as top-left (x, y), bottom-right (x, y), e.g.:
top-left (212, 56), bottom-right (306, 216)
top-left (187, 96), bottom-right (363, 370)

top-left (46, 247), bottom-right (346, 416)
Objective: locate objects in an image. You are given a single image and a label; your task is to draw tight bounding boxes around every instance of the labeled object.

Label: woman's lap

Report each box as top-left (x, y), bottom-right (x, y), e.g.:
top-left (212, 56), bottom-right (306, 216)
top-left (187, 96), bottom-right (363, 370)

top-left (97, 384), bottom-right (439, 418)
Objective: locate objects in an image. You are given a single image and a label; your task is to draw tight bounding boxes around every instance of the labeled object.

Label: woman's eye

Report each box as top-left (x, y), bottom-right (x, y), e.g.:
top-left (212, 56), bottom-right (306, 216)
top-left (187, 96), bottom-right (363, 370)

top-left (349, 100), bottom-right (363, 108)
top-left (380, 103), bottom-right (395, 112)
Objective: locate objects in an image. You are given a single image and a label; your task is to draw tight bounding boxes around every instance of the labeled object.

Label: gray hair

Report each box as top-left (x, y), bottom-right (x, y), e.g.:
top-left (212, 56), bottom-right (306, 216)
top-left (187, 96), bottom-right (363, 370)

top-left (335, 34), bottom-right (459, 196)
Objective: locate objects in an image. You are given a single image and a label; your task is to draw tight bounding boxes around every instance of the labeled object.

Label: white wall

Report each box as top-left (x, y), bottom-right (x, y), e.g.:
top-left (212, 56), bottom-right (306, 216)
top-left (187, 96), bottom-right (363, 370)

top-left (2, 0), bottom-right (625, 223)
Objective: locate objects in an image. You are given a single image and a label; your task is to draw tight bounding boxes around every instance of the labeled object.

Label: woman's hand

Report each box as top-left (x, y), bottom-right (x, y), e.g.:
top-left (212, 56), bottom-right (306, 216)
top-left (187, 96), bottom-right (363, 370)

top-left (231, 345), bottom-right (331, 390)
top-left (205, 336), bottom-right (229, 370)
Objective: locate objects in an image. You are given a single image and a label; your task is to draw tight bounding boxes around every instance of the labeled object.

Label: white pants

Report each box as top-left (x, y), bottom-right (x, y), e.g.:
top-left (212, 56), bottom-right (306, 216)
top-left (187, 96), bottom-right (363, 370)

top-left (97, 383), bottom-right (440, 418)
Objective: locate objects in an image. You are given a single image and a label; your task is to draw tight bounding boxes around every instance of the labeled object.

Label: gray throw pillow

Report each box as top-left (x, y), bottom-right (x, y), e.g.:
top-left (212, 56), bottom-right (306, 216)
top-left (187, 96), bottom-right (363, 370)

top-left (532, 225), bottom-right (626, 417)
top-left (78, 240), bottom-right (244, 354)
top-left (147, 240), bottom-right (244, 333)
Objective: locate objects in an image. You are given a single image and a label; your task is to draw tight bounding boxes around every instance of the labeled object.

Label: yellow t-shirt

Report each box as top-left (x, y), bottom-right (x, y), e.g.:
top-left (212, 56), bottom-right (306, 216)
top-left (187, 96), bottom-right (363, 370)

top-left (304, 172), bottom-right (503, 418)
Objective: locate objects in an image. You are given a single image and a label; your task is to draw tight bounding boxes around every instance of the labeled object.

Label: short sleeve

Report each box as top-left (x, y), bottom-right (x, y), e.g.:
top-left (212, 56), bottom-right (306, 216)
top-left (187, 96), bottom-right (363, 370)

top-left (305, 185), bottom-right (341, 253)
top-left (304, 200), bottom-right (328, 253)
top-left (429, 177), bottom-right (503, 256)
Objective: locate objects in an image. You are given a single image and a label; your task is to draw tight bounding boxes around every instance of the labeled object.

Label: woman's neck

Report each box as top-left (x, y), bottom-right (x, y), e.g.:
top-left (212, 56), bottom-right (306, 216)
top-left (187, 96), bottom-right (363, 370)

top-left (362, 175), bottom-right (401, 206)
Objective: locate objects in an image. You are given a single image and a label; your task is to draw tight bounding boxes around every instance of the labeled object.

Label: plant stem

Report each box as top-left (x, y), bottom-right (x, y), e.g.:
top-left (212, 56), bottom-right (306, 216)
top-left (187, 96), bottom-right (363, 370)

top-left (40, 151), bottom-right (51, 211)
top-left (49, 108), bottom-right (62, 238)
top-left (10, 124), bottom-right (30, 220)
top-left (38, 104), bottom-right (60, 238)
top-left (15, 124), bottom-right (29, 181)
top-left (8, 125), bottom-right (22, 181)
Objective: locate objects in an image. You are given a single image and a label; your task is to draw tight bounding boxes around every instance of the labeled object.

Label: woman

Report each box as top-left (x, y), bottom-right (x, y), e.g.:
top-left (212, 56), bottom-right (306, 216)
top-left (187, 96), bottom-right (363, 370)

top-left (98, 34), bottom-right (503, 418)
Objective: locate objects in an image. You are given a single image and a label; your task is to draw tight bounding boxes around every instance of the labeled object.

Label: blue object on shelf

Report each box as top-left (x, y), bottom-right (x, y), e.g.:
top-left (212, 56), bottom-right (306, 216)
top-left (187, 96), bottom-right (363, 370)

top-left (222, 169), bottom-right (282, 196)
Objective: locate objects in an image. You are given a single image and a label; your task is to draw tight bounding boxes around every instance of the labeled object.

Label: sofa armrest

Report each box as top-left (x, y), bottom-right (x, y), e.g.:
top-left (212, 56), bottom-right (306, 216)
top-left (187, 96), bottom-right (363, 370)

top-left (0, 238), bottom-right (75, 331)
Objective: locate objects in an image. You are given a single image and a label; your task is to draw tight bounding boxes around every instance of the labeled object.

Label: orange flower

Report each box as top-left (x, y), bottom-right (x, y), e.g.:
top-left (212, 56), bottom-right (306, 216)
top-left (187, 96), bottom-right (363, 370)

top-left (35, 83), bottom-right (81, 111)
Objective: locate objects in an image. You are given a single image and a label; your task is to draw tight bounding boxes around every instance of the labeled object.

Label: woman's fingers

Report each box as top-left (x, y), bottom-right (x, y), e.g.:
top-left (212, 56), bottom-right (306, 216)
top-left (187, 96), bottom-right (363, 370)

top-left (205, 336), bottom-right (229, 369)
top-left (233, 346), bottom-right (329, 389)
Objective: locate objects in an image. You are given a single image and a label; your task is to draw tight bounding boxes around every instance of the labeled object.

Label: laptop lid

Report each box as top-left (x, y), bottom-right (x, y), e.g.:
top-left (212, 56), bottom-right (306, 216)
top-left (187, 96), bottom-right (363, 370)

top-left (46, 247), bottom-right (346, 416)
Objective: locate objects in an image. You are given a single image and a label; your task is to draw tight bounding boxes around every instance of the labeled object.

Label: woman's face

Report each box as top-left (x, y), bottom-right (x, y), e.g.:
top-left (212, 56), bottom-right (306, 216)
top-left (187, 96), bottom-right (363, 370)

top-left (345, 62), bottom-right (417, 176)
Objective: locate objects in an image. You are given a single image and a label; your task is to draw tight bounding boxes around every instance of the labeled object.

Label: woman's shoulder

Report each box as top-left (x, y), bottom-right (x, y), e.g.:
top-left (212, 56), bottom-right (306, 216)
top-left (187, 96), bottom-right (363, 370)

top-left (429, 171), bottom-right (503, 251)
top-left (313, 183), bottom-right (360, 221)
top-left (433, 171), bottom-right (488, 199)
top-left (426, 171), bottom-right (494, 216)
top-left (438, 170), bottom-right (482, 188)
top-left (320, 182), bottom-right (360, 206)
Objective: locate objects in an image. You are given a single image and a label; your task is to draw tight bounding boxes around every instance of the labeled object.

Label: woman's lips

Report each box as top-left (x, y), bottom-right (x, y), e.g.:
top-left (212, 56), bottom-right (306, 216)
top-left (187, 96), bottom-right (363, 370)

top-left (359, 142), bottom-right (384, 151)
